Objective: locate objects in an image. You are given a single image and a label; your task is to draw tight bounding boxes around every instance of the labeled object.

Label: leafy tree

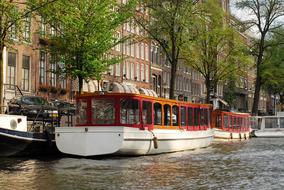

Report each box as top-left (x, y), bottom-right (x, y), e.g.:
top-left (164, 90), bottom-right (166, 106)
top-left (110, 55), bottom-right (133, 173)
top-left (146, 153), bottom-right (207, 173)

top-left (262, 27), bottom-right (284, 107)
top-left (134, 0), bottom-right (198, 99)
top-left (0, 0), bottom-right (58, 113)
top-left (184, 0), bottom-right (251, 103)
top-left (235, 0), bottom-right (284, 115)
top-left (31, 0), bottom-right (136, 93)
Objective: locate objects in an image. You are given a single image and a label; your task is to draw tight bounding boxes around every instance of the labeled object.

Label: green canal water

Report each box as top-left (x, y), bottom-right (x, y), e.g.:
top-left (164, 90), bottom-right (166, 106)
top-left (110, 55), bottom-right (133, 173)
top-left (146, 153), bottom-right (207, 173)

top-left (0, 138), bottom-right (283, 190)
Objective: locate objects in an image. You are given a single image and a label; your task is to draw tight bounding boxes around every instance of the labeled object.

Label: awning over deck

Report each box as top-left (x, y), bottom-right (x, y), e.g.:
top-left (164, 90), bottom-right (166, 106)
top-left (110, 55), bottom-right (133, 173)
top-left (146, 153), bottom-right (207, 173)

top-left (111, 82), bottom-right (140, 94)
top-left (139, 88), bottom-right (158, 97)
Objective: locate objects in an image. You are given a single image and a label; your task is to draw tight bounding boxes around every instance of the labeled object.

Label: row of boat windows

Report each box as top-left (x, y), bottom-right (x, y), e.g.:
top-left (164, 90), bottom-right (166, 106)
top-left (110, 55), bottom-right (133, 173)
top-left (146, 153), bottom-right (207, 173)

top-left (216, 114), bottom-right (250, 129)
top-left (265, 118), bottom-right (284, 128)
top-left (77, 98), bottom-right (210, 126)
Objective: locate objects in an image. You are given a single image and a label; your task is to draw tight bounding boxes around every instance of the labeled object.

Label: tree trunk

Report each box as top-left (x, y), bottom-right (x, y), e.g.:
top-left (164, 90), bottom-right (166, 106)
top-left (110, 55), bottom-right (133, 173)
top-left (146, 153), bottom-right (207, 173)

top-left (205, 77), bottom-right (211, 104)
top-left (169, 58), bottom-right (177, 99)
top-left (252, 36), bottom-right (265, 116)
top-left (78, 76), bottom-right (83, 95)
top-left (252, 69), bottom-right (262, 115)
top-left (0, 47), bottom-right (3, 114)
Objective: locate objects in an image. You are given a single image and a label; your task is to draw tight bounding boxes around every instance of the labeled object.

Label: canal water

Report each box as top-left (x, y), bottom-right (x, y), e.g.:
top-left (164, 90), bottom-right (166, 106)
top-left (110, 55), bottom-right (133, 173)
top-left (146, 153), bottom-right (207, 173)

top-left (0, 138), bottom-right (283, 190)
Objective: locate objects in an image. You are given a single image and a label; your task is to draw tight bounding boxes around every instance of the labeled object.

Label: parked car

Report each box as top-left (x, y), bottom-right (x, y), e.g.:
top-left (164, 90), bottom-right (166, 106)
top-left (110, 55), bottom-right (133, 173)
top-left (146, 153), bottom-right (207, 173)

top-left (7, 95), bottom-right (58, 122)
top-left (51, 100), bottom-right (76, 116)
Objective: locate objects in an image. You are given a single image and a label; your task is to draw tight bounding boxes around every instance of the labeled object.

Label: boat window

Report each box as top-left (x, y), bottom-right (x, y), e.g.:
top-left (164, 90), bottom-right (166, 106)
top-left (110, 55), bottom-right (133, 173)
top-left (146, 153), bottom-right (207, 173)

top-left (224, 115), bottom-right (229, 128)
top-left (265, 118), bottom-right (277, 128)
top-left (92, 98), bottom-right (115, 124)
top-left (194, 108), bottom-right (199, 126)
top-left (200, 109), bottom-right (206, 126)
top-left (76, 99), bottom-right (88, 125)
top-left (234, 117), bottom-right (237, 129)
top-left (204, 109), bottom-right (209, 126)
top-left (164, 104), bottom-right (171, 126)
top-left (120, 98), bottom-right (140, 124)
top-left (154, 103), bottom-right (162, 125)
top-left (280, 118), bottom-right (284, 128)
top-left (181, 106), bottom-right (186, 126)
top-left (142, 101), bottom-right (152, 125)
top-left (217, 115), bottom-right (221, 128)
top-left (172, 105), bottom-right (179, 126)
top-left (188, 107), bottom-right (193, 126)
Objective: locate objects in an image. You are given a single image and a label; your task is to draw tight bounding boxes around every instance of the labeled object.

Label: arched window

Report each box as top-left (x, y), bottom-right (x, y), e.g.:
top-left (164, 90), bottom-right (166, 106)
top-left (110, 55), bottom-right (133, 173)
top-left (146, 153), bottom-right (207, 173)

top-left (142, 101), bottom-right (152, 124)
top-left (164, 104), bottom-right (171, 126)
top-left (154, 102), bottom-right (162, 125)
top-left (172, 105), bottom-right (179, 126)
top-left (181, 106), bottom-right (186, 126)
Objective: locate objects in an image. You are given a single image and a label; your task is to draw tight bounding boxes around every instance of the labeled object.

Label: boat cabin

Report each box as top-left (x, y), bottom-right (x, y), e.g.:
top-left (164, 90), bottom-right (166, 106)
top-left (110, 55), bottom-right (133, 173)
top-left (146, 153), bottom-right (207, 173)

top-left (211, 109), bottom-right (251, 132)
top-left (75, 93), bottom-right (212, 131)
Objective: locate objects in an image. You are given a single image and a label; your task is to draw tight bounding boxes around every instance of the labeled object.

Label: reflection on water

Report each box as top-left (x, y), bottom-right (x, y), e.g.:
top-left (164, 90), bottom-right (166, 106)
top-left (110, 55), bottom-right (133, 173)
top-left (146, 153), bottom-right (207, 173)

top-left (1, 138), bottom-right (284, 190)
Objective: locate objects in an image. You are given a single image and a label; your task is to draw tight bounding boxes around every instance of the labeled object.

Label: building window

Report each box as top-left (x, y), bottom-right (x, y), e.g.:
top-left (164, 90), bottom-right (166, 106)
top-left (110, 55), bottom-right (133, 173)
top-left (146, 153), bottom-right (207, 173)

top-left (131, 41), bottom-right (135, 57)
top-left (123, 62), bottom-right (127, 79)
top-left (136, 43), bottom-right (140, 59)
top-left (22, 55), bottom-right (30, 91)
top-left (115, 63), bottom-right (121, 76)
top-left (7, 52), bottom-right (16, 90)
top-left (145, 64), bottom-right (149, 82)
top-left (151, 45), bottom-right (154, 63)
top-left (39, 51), bottom-right (46, 84)
top-left (23, 15), bottom-right (31, 42)
top-left (136, 63), bottom-right (140, 81)
top-left (145, 44), bottom-right (149, 61)
top-left (141, 43), bottom-right (145, 60)
top-left (50, 63), bottom-right (57, 87)
top-left (9, 24), bottom-right (17, 40)
top-left (50, 22), bottom-right (56, 36)
top-left (115, 32), bottom-right (121, 52)
top-left (141, 63), bottom-right (145, 81)
top-left (126, 62), bottom-right (130, 79)
top-left (40, 16), bottom-right (46, 37)
top-left (155, 46), bottom-right (159, 64)
top-left (131, 62), bottom-right (134, 80)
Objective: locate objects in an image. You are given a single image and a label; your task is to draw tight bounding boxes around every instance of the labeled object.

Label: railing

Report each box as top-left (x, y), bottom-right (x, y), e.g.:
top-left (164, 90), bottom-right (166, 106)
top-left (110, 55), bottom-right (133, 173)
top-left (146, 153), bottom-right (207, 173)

top-left (4, 84), bottom-right (23, 97)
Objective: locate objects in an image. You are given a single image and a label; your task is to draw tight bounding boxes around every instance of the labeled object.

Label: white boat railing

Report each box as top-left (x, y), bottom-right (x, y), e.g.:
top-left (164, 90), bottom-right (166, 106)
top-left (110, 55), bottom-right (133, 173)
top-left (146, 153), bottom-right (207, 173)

top-left (251, 116), bottom-right (284, 130)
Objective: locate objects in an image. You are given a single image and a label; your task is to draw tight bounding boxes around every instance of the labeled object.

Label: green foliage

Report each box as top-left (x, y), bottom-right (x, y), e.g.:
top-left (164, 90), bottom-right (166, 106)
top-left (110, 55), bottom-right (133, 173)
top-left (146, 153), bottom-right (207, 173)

top-left (32, 0), bottom-right (136, 93)
top-left (262, 28), bottom-right (284, 95)
top-left (183, 0), bottom-right (251, 103)
top-left (224, 75), bottom-right (237, 109)
top-left (235, 0), bottom-right (284, 115)
top-left (136, 0), bottom-right (197, 99)
top-left (0, 1), bottom-right (22, 47)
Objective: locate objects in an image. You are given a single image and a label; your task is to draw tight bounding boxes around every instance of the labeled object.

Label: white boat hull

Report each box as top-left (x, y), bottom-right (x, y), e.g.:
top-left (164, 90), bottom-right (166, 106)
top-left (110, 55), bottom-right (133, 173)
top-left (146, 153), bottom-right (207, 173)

top-left (55, 127), bottom-right (214, 156)
top-left (253, 129), bottom-right (284, 138)
top-left (213, 128), bottom-right (250, 141)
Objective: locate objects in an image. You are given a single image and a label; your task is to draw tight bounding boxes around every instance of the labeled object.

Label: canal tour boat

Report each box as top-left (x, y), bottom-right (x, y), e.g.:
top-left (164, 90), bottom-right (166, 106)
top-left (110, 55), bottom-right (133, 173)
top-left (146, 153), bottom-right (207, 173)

top-left (211, 109), bottom-right (251, 140)
top-left (251, 115), bottom-right (284, 138)
top-left (55, 92), bottom-right (214, 157)
top-left (0, 114), bottom-right (61, 156)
